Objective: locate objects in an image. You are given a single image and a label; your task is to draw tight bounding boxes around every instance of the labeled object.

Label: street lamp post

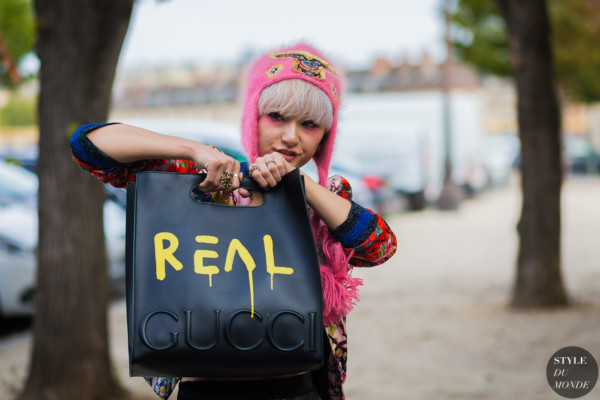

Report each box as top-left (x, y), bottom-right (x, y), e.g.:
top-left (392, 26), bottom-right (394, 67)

top-left (436, 0), bottom-right (463, 210)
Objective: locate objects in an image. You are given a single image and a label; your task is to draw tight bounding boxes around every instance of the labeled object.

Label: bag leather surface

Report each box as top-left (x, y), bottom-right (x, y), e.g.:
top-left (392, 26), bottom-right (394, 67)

top-left (125, 169), bottom-right (323, 377)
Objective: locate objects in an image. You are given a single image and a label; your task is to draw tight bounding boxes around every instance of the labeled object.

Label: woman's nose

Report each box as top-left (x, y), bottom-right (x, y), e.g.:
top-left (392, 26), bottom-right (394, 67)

top-left (281, 121), bottom-right (300, 144)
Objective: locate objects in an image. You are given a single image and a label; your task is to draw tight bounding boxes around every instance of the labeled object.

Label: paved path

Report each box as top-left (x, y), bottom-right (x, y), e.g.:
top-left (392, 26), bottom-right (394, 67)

top-left (1, 175), bottom-right (599, 399)
top-left (345, 175), bottom-right (600, 399)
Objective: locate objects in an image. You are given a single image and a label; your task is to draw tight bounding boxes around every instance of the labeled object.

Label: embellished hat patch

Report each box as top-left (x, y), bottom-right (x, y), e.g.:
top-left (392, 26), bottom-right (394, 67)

top-left (266, 64), bottom-right (283, 78)
top-left (271, 50), bottom-right (339, 81)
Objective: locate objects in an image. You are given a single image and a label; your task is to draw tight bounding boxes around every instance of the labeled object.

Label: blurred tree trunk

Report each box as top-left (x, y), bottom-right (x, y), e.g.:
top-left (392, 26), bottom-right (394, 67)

top-left (495, 0), bottom-right (568, 307)
top-left (20, 1), bottom-right (134, 399)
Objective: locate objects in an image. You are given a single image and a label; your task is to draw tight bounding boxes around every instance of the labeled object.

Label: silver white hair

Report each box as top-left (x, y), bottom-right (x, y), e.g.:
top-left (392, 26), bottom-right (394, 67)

top-left (258, 79), bottom-right (333, 131)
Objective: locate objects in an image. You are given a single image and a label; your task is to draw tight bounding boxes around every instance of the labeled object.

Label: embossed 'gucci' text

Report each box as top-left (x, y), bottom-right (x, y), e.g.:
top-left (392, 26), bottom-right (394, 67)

top-left (139, 309), bottom-right (319, 352)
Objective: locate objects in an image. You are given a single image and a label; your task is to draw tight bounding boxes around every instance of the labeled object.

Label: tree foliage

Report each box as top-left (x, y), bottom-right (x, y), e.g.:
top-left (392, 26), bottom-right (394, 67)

top-left (551, 0), bottom-right (600, 102)
top-left (452, 0), bottom-right (600, 103)
top-left (0, 0), bottom-right (35, 86)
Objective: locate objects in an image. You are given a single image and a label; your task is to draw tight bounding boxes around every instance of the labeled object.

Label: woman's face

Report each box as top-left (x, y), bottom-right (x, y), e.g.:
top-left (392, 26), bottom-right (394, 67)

top-left (257, 112), bottom-right (326, 168)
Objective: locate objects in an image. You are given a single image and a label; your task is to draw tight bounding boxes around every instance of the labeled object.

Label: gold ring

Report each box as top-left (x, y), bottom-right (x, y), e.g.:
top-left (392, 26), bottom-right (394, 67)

top-left (248, 164), bottom-right (259, 174)
top-left (219, 171), bottom-right (234, 188)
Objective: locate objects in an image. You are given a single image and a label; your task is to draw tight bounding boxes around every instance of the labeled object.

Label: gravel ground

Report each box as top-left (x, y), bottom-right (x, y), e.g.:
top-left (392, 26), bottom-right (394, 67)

top-left (1, 174), bottom-right (599, 400)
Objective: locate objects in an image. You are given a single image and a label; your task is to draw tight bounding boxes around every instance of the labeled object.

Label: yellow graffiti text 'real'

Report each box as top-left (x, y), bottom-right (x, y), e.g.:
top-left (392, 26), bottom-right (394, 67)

top-left (154, 232), bottom-right (184, 280)
top-left (224, 239), bottom-right (257, 317)
top-left (152, 233), bottom-right (296, 317)
top-left (264, 235), bottom-right (294, 290)
top-left (194, 235), bottom-right (220, 286)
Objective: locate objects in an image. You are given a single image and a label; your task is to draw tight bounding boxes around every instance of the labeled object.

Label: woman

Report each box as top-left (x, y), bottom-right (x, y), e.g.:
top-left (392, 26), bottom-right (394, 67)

top-left (70, 43), bottom-right (397, 400)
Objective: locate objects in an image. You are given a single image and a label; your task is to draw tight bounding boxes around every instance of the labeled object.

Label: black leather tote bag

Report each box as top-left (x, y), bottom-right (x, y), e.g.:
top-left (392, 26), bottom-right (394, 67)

top-left (125, 169), bottom-right (323, 377)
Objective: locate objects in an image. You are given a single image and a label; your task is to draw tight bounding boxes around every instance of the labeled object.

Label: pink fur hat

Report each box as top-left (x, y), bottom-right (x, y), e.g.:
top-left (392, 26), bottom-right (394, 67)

top-left (241, 43), bottom-right (344, 186)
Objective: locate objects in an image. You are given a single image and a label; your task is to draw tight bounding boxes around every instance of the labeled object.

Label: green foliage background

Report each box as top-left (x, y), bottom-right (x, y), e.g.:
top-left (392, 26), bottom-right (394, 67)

top-left (0, 95), bottom-right (36, 126)
top-left (452, 0), bottom-right (600, 103)
top-left (0, 0), bottom-right (36, 87)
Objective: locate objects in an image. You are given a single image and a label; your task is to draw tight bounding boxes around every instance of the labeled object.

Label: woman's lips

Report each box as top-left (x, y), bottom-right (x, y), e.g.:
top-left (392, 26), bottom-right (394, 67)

top-left (276, 150), bottom-right (297, 161)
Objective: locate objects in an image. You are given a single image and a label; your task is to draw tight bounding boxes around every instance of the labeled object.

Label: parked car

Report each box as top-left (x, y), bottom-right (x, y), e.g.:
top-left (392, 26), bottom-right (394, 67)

top-left (0, 157), bottom-right (37, 207)
top-left (0, 144), bottom-right (38, 173)
top-left (0, 159), bottom-right (126, 317)
top-left (564, 134), bottom-right (599, 174)
top-left (329, 164), bottom-right (401, 214)
top-left (508, 133), bottom-right (599, 176)
top-left (298, 160), bottom-right (381, 213)
top-left (0, 204), bottom-right (36, 317)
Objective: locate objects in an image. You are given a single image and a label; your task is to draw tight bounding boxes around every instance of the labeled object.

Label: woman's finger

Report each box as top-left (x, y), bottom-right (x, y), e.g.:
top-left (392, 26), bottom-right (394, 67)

top-left (200, 162), bottom-right (226, 190)
top-left (248, 163), bottom-right (270, 189)
top-left (222, 162), bottom-right (242, 195)
top-left (265, 157), bottom-right (282, 183)
top-left (258, 158), bottom-right (278, 188)
top-left (267, 152), bottom-right (294, 177)
top-left (238, 188), bottom-right (251, 198)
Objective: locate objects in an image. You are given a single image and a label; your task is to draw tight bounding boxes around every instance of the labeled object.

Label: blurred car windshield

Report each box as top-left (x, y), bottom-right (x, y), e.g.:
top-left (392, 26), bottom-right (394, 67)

top-left (0, 159), bottom-right (38, 206)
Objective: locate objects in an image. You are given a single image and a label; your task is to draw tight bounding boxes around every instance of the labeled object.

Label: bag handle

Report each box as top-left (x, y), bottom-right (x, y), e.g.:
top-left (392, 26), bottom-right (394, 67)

top-left (239, 162), bottom-right (265, 192)
top-left (237, 163), bottom-right (303, 193)
top-left (193, 162), bottom-right (303, 194)
top-left (193, 162), bottom-right (266, 194)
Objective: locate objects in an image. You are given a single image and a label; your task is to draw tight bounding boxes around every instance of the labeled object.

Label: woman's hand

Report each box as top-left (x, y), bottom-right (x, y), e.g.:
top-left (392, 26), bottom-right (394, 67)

top-left (246, 152), bottom-right (295, 190)
top-left (195, 144), bottom-right (241, 195)
top-left (238, 152), bottom-right (295, 203)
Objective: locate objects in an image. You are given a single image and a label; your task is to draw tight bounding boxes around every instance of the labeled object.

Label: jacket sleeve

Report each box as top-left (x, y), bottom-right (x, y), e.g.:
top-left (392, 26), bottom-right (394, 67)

top-left (69, 122), bottom-right (200, 188)
top-left (327, 175), bottom-right (397, 267)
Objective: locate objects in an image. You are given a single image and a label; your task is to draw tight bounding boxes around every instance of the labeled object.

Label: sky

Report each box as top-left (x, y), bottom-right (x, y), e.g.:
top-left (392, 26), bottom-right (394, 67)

top-left (119, 0), bottom-right (447, 71)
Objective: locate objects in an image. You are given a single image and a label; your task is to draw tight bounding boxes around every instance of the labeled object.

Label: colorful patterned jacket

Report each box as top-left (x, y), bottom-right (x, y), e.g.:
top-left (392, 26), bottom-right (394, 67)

top-left (70, 123), bottom-right (397, 400)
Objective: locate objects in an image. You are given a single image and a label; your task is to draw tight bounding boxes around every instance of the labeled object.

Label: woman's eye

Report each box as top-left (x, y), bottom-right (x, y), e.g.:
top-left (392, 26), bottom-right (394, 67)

top-left (268, 112), bottom-right (284, 121)
top-left (302, 120), bottom-right (319, 128)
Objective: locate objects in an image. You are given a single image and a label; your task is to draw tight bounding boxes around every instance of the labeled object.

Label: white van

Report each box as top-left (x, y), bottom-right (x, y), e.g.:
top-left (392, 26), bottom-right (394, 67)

top-left (333, 121), bottom-right (430, 210)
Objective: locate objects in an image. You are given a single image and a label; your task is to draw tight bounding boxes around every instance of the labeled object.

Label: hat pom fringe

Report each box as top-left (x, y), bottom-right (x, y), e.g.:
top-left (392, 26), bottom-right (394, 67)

top-left (315, 223), bottom-right (363, 326)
